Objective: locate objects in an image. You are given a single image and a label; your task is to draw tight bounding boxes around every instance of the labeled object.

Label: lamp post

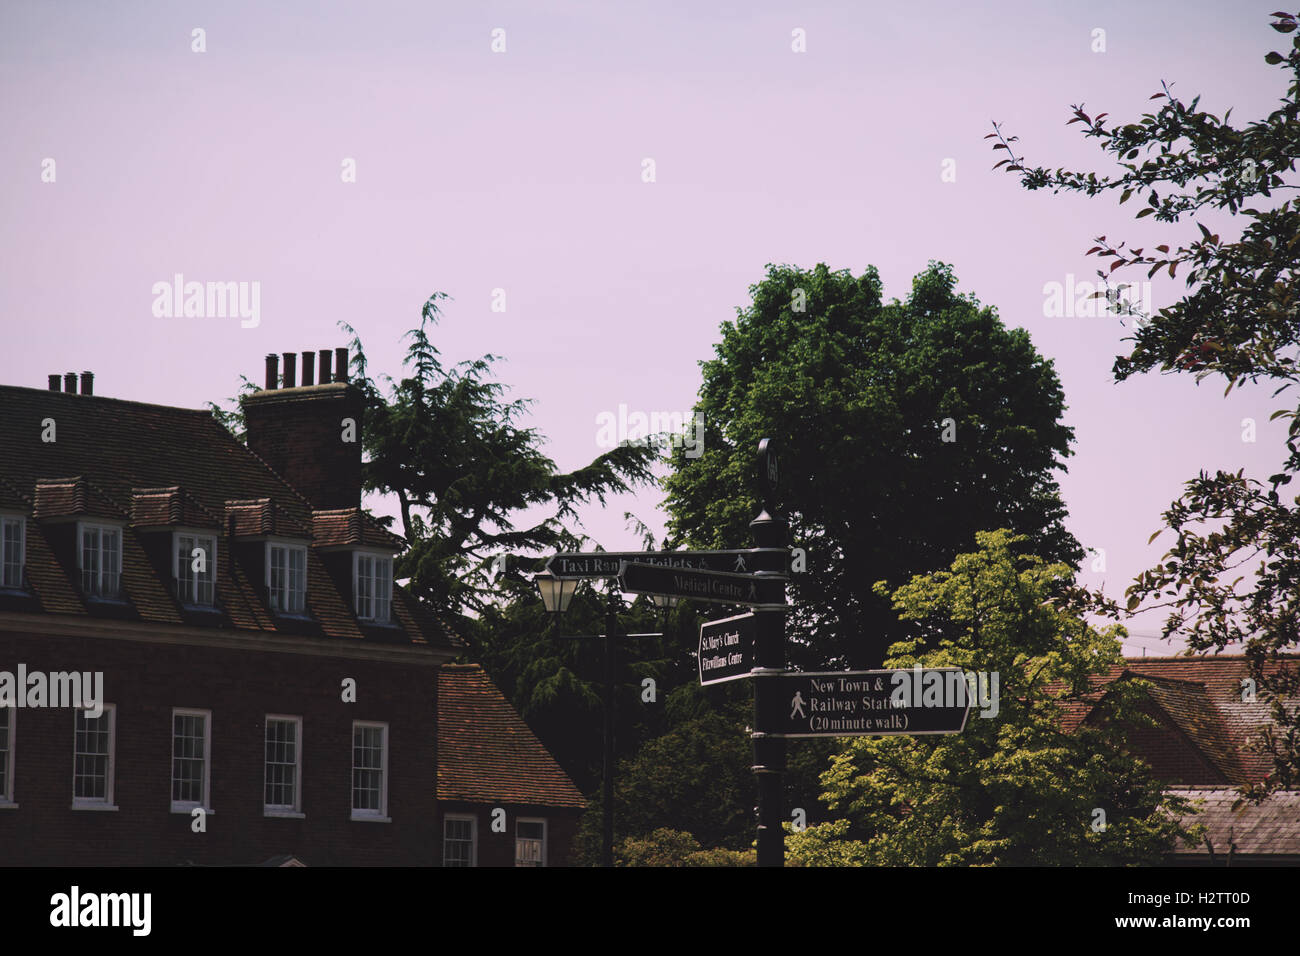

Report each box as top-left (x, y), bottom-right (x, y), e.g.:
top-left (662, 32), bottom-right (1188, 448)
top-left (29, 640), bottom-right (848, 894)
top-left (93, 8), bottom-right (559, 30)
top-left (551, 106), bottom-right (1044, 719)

top-left (535, 571), bottom-right (578, 616)
top-left (534, 573), bottom-right (657, 867)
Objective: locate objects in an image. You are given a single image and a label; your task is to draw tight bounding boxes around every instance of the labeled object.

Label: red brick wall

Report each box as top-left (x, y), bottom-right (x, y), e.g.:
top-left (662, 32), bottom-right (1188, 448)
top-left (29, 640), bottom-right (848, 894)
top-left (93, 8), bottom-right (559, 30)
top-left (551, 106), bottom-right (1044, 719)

top-left (0, 628), bottom-right (439, 866)
top-left (437, 802), bottom-right (583, 867)
top-left (242, 385), bottom-right (363, 511)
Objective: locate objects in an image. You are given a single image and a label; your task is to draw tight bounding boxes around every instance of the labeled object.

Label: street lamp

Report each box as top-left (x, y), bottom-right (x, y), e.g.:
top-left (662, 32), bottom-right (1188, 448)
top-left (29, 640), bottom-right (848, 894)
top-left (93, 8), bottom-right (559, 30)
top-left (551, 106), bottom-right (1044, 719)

top-left (535, 571), bottom-right (578, 616)
top-left (650, 592), bottom-right (678, 628)
top-left (532, 572), bottom-right (659, 868)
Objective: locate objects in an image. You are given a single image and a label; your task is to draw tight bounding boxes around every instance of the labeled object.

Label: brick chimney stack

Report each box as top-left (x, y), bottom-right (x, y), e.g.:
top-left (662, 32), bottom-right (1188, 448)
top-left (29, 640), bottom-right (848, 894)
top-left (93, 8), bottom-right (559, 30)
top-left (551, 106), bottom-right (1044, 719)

top-left (241, 348), bottom-right (362, 510)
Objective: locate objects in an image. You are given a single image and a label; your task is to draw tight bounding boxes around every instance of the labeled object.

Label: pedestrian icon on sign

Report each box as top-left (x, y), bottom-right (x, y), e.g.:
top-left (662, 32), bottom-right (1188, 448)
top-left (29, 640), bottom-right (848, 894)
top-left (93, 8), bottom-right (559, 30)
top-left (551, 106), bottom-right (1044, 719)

top-left (733, 555), bottom-right (748, 572)
top-left (790, 691), bottom-right (806, 719)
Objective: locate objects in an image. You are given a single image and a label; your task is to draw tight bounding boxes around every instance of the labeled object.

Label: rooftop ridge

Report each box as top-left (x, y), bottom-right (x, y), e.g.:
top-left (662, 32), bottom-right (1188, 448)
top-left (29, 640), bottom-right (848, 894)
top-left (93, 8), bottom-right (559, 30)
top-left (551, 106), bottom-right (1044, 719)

top-left (0, 382), bottom-right (215, 417)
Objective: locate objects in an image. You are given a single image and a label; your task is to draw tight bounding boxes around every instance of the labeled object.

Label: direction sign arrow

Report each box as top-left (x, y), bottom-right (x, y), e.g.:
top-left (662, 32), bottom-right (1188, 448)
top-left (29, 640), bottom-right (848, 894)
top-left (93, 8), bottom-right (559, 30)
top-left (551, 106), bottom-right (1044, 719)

top-left (761, 669), bottom-right (972, 738)
top-left (546, 550), bottom-right (763, 578)
top-left (698, 612), bottom-right (755, 685)
top-left (618, 562), bottom-right (785, 607)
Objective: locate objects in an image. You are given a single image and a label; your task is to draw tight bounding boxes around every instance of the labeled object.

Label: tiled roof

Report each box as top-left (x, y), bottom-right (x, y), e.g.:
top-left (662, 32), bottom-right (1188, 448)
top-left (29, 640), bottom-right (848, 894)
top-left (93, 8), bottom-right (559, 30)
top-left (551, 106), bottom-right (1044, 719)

top-left (0, 384), bottom-right (462, 650)
top-left (224, 498), bottom-right (312, 539)
top-left (33, 476), bottom-right (127, 520)
top-left (0, 476), bottom-right (32, 511)
top-left (312, 508), bottom-right (405, 550)
top-left (1168, 788), bottom-right (1300, 858)
top-left (437, 665), bottom-right (586, 809)
top-left (1066, 656), bottom-right (1297, 786)
top-left (131, 486), bottom-right (222, 529)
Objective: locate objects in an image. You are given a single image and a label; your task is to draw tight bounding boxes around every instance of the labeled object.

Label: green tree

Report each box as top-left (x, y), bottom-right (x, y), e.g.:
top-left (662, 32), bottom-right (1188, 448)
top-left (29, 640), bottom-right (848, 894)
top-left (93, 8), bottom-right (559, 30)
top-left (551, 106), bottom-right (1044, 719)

top-left (353, 295), bottom-right (660, 625)
top-left (664, 262), bottom-right (1082, 669)
top-left (786, 530), bottom-right (1197, 866)
top-left (211, 296), bottom-right (661, 629)
top-left (988, 9), bottom-right (1300, 793)
top-left (471, 577), bottom-right (684, 796)
top-left (614, 829), bottom-right (755, 867)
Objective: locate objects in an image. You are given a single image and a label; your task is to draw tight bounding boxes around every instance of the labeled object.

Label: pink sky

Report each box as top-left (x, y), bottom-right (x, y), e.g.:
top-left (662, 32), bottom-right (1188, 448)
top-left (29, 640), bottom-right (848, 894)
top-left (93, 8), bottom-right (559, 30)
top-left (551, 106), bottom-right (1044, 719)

top-left (1, 1), bottom-right (1287, 655)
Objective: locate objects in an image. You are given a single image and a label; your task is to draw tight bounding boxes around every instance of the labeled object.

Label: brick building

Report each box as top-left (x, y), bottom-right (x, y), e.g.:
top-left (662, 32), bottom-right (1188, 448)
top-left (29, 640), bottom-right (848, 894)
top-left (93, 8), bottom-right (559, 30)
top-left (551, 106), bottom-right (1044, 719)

top-left (438, 664), bottom-right (586, 866)
top-left (0, 352), bottom-right (583, 866)
top-left (1066, 656), bottom-right (1300, 865)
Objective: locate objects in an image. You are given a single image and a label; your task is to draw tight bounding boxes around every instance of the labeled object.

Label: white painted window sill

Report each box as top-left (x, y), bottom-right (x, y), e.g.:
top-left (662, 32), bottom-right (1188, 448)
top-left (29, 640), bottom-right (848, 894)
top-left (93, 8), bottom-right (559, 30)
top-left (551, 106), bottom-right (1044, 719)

top-left (350, 813), bottom-right (391, 823)
top-left (264, 810), bottom-right (306, 819)
top-left (71, 803), bottom-right (119, 811)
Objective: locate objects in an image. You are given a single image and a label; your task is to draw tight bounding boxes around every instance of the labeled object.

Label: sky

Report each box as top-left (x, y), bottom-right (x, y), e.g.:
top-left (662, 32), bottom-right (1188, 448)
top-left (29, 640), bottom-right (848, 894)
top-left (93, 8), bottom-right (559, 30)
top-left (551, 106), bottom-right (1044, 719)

top-left (1, 1), bottom-right (1290, 656)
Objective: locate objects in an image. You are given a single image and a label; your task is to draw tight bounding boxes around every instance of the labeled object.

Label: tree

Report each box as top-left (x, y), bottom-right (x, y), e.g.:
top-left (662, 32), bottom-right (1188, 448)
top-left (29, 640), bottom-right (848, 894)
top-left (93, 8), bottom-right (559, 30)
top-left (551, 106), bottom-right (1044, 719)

top-left (785, 530), bottom-right (1197, 866)
top-left (212, 295), bottom-right (662, 628)
top-left (471, 577), bottom-right (684, 796)
top-left (987, 9), bottom-right (1300, 794)
top-left (353, 295), bottom-right (662, 625)
top-left (614, 829), bottom-right (755, 867)
top-left (663, 262), bottom-right (1082, 669)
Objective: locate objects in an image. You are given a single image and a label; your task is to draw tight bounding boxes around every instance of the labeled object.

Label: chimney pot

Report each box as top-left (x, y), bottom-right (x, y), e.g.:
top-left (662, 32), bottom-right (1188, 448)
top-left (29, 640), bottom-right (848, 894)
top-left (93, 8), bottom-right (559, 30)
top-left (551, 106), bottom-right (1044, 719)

top-left (48, 374), bottom-right (60, 391)
top-left (80, 371), bottom-right (94, 395)
top-left (282, 352), bottom-right (297, 388)
top-left (264, 354), bottom-right (279, 390)
top-left (301, 351), bottom-right (316, 387)
top-left (318, 349), bottom-right (332, 384)
top-left (64, 372), bottom-right (77, 393)
top-left (335, 347), bottom-right (349, 383)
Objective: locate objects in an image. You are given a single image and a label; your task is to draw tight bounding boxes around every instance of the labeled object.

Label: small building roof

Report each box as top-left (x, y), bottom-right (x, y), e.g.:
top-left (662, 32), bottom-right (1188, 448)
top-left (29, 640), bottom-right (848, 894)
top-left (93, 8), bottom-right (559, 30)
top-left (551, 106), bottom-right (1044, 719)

top-left (438, 664), bottom-right (586, 810)
top-left (1168, 788), bottom-right (1300, 859)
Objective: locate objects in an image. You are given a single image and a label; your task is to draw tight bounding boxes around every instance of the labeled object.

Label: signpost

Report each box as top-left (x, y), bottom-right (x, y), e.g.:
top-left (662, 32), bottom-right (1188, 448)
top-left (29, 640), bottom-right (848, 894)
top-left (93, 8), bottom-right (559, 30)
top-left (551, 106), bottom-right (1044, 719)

top-left (697, 612), bottom-right (755, 685)
top-left (538, 436), bottom-right (975, 868)
top-left (546, 549), bottom-right (765, 577)
top-left (761, 669), bottom-right (972, 738)
top-left (618, 561), bottom-right (785, 607)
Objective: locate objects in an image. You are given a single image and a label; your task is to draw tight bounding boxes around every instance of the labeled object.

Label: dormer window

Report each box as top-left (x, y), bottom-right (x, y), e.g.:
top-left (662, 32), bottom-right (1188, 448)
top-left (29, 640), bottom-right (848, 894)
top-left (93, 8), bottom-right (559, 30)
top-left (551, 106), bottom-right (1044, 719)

top-left (79, 523), bottom-right (122, 599)
top-left (175, 532), bottom-right (217, 607)
top-left (267, 542), bottom-right (307, 614)
top-left (353, 552), bottom-right (393, 623)
top-left (0, 516), bottom-right (24, 589)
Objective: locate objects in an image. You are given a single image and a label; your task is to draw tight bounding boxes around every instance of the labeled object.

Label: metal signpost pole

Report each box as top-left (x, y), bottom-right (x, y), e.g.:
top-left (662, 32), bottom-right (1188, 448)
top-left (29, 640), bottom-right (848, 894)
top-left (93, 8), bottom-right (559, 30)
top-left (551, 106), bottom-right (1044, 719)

top-left (602, 588), bottom-right (617, 868)
top-left (750, 438), bottom-right (788, 868)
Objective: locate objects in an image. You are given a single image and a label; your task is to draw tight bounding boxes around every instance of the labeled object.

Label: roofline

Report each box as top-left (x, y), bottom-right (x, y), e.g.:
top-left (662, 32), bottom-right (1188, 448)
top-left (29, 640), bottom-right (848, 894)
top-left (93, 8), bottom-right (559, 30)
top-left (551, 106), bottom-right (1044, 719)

top-left (1111, 670), bottom-right (1216, 690)
top-left (1, 611), bottom-right (459, 665)
top-left (0, 382), bottom-right (214, 417)
top-left (1124, 653), bottom-right (1300, 662)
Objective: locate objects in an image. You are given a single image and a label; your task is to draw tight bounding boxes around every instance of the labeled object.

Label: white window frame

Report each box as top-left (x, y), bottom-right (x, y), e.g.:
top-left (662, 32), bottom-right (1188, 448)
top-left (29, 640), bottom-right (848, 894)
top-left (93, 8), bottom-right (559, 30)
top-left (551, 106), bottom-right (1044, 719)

top-left (350, 720), bottom-right (389, 821)
top-left (0, 707), bottom-right (15, 807)
top-left (263, 714), bottom-right (303, 816)
top-left (174, 530), bottom-right (218, 607)
top-left (0, 514), bottom-right (25, 590)
top-left (78, 521), bottom-right (123, 600)
top-left (265, 541), bottom-right (308, 615)
top-left (72, 704), bottom-right (116, 810)
top-left (443, 813), bottom-right (478, 867)
top-left (171, 708), bottom-right (212, 814)
top-left (515, 817), bottom-right (548, 867)
top-left (352, 551), bottom-right (394, 624)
